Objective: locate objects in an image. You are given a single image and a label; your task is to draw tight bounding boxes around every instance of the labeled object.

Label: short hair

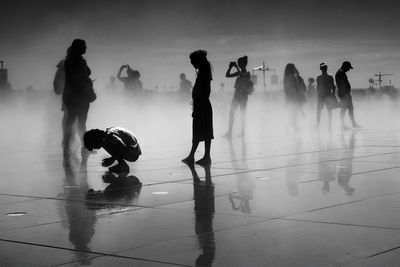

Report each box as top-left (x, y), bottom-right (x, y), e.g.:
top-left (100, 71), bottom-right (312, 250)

top-left (83, 129), bottom-right (104, 151)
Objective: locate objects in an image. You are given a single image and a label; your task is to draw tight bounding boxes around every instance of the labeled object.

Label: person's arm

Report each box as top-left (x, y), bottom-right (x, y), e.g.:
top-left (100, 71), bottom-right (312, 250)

top-left (117, 65), bottom-right (126, 82)
top-left (330, 76), bottom-right (336, 96)
top-left (225, 62), bottom-right (239, 78)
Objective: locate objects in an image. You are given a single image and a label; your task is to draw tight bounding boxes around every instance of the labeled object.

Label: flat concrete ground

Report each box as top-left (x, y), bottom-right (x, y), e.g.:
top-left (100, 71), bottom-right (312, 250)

top-left (0, 91), bottom-right (400, 266)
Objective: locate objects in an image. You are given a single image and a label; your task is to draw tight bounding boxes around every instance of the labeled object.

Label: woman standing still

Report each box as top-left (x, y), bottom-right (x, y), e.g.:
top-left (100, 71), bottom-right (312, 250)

top-left (182, 50), bottom-right (214, 166)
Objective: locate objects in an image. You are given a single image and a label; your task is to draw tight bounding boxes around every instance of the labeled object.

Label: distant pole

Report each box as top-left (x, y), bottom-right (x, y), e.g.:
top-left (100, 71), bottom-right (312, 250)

top-left (263, 61), bottom-right (266, 92)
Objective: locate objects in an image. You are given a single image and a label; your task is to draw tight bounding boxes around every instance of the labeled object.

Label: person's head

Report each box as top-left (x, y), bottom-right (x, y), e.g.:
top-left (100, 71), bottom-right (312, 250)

top-left (180, 73), bottom-right (186, 80)
top-left (341, 61), bottom-right (353, 72)
top-left (320, 62), bottom-right (328, 73)
top-left (83, 129), bottom-right (105, 151)
top-left (67, 39), bottom-right (86, 58)
top-left (132, 70), bottom-right (140, 79)
top-left (127, 68), bottom-right (135, 77)
top-left (308, 77), bottom-right (315, 84)
top-left (237, 55), bottom-right (248, 70)
top-left (284, 63), bottom-right (297, 77)
top-left (190, 50), bottom-right (212, 80)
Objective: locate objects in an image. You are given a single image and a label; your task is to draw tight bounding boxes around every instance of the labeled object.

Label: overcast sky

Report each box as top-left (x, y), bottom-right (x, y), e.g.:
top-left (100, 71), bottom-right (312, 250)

top-left (1, 0), bottom-right (399, 90)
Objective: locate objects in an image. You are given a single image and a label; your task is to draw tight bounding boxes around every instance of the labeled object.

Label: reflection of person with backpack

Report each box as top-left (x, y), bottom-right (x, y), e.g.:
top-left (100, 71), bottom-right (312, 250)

top-left (224, 56), bottom-right (253, 138)
top-left (62, 39), bottom-right (96, 158)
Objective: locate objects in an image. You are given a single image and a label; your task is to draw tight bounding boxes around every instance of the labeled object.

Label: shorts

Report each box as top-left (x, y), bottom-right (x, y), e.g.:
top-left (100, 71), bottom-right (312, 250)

top-left (340, 94), bottom-right (353, 110)
top-left (232, 93), bottom-right (248, 110)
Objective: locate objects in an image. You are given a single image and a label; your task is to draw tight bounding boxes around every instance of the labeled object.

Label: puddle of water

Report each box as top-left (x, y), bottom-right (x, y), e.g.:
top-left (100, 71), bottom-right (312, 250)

top-left (169, 172), bottom-right (182, 176)
top-left (256, 177), bottom-right (271, 180)
top-left (152, 192), bottom-right (169, 195)
top-left (6, 212), bottom-right (27, 217)
top-left (64, 185), bottom-right (78, 188)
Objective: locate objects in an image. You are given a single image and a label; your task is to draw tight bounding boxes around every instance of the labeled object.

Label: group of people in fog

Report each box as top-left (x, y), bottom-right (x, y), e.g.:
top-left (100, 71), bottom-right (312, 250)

top-left (283, 60), bottom-right (360, 131)
top-left (57, 38), bottom-right (360, 172)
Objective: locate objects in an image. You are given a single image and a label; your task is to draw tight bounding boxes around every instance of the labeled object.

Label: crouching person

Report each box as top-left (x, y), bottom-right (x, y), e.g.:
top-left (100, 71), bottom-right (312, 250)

top-left (83, 127), bottom-right (142, 173)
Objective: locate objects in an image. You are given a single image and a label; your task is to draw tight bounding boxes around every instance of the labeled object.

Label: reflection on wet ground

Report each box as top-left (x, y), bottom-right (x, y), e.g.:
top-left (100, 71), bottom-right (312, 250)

top-left (1, 93), bottom-right (400, 266)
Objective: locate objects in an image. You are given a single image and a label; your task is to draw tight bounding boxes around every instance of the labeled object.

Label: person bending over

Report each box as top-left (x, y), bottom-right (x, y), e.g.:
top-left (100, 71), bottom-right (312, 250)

top-left (84, 127), bottom-right (142, 173)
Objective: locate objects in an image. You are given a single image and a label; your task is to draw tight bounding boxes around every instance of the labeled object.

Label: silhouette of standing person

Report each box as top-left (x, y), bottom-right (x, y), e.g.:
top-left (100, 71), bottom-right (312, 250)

top-left (117, 64), bottom-right (143, 93)
top-left (224, 56), bottom-right (251, 137)
top-left (182, 50), bottom-right (213, 166)
top-left (316, 62), bottom-right (338, 129)
top-left (335, 61), bottom-right (361, 130)
top-left (283, 63), bottom-right (306, 131)
top-left (63, 39), bottom-right (96, 158)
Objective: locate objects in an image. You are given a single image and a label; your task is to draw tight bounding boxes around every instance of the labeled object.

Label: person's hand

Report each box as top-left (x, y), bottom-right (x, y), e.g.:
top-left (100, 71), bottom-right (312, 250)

top-left (102, 157), bottom-right (115, 167)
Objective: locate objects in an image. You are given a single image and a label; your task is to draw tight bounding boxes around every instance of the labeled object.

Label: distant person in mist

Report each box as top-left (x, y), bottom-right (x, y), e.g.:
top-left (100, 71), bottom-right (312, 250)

top-left (117, 64), bottom-right (143, 93)
top-left (335, 61), bottom-right (361, 130)
top-left (283, 63), bottom-right (306, 131)
top-left (182, 50), bottom-right (213, 166)
top-left (105, 76), bottom-right (119, 91)
top-left (178, 73), bottom-right (192, 96)
top-left (62, 39), bottom-right (96, 157)
top-left (307, 77), bottom-right (316, 96)
top-left (224, 56), bottom-right (252, 138)
top-left (316, 62), bottom-right (338, 129)
top-left (84, 127), bottom-right (142, 173)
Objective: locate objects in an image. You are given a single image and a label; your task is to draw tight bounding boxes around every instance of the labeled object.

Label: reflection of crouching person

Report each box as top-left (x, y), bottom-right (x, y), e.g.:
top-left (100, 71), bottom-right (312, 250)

top-left (84, 127), bottom-right (142, 173)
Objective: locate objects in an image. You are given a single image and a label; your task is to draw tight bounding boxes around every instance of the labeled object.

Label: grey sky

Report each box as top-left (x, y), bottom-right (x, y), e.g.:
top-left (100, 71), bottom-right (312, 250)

top-left (1, 0), bottom-right (399, 90)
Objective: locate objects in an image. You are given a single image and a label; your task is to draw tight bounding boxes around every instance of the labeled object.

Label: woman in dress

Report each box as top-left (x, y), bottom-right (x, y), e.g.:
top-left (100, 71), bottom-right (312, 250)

top-left (182, 50), bottom-right (213, 166)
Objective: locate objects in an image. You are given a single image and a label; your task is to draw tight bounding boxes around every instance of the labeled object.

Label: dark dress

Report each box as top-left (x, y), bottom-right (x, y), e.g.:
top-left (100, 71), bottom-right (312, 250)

top-left (192, 71), bottom-right (214, 142)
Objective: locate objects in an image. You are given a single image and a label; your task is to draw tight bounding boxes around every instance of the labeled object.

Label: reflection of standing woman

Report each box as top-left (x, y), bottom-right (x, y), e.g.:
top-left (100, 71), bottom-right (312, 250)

top-left (283, 63), bottom-right (306, 131)
top-left (182, 50), bottom-right (213, 166)
top-left (63, 39), bottom-right (96, 157)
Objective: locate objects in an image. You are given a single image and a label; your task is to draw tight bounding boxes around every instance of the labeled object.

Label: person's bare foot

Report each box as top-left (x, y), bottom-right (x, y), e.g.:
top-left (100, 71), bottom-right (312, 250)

top-left (182, 156), bottom-right (194, 165)
top-left (195, 157), bottom-right (211, 166)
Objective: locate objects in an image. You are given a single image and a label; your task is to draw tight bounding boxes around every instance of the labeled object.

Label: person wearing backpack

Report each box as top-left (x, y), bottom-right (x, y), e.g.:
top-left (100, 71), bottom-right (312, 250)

top-left (224, 56), bottom-right (253, 138)
top-left (62, 39), bottom-right (96, 158)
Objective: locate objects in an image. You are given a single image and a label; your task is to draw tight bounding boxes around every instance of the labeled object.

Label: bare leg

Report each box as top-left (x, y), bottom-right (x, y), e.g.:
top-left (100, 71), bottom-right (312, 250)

top-left (182, 141), bottom-right (199, 164)
top-left (316, 100), bottom-right (322, 127)
top-left (240, 106), bottom-right (246, 136)
top-left (196, 140), bottom-right (211, 166)
top-left (225, 100), bottom-right (238, 137)
top-left (340, 107), bottom-right (349, 130)
top-left (327, 108), bottom-right (332, 130)
top-left (63, 110), bottom-right (76, 157)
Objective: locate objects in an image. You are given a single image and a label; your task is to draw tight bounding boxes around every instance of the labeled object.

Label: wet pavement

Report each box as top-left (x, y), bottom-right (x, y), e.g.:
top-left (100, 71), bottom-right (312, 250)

top-left (1, 93), bottom-right (400, 266)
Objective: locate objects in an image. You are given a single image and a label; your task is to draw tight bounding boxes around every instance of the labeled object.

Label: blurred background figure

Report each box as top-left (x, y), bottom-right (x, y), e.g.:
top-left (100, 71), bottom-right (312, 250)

top-left (316, 62), bottom-right (338, 129)
top-left (117, 64), bottom-right (143, 93)
top-left (105, 75), bottom-right (119, 91)
top-left (283, 63), bottom-right (306, 131)
top-left (335, 61), bottom-right (361, 130)
top-left (224, 56), bottom-right (253, 138)
top-left (178, 73), bottom-right (192, 97)
top-left (307, 77), bottom-right (316, 97)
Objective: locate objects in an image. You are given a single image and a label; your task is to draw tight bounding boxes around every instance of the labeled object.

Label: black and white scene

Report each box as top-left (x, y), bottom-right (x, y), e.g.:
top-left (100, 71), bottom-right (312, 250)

top-left (1, 0), bottom-right (400, 266)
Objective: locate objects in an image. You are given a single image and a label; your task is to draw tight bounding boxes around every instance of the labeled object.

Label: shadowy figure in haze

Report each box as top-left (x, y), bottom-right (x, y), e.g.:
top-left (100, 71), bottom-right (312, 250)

top-left (84, 127), bottom-right (142, 173)
top-left (283, 63), bottom-right (306, 131)
top-left (185, 163), bottom-right (215, 266)
top-left (182, 50), bottom-right (213, 166)
top-left (105, 76), bottom-right (119, 91)
top-left (117, 64), bottom-right (143, 93)
top-left (307, 77), bottom-right (316, 97)
top-left (316, 62), bottom-right (338, 129)
top-left (335, 61), bottom-right (361, 130)
top-left (178, 73), bottom-right (192, 96)
top-left (62, 39), bottom-right (97, 158)
top-left (224, 56), bottom-right (252, 137)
